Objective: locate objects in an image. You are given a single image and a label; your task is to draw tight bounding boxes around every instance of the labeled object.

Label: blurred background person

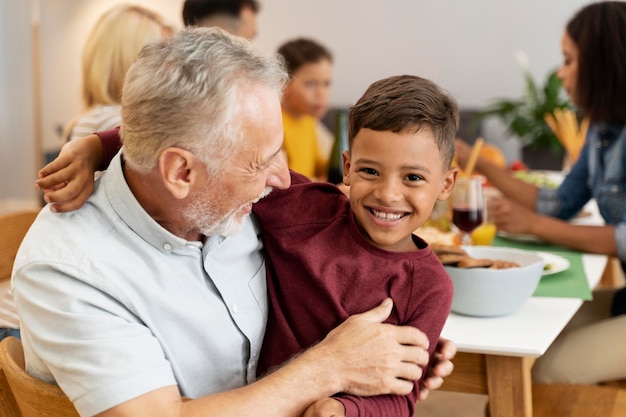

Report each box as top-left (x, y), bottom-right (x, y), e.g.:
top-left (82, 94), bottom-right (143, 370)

top-left (456, 0), bottom-right (626, 385)
top-left (182, 0), bottom-right (259, 40)
top-left (62, 4), bottom-right (174, 142)
top-left (278, 37), bottom-right (333, 181)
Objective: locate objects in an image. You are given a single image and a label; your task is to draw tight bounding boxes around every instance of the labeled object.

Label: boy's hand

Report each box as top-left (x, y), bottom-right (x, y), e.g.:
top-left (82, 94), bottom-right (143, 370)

top-left (418, 337), bottom-right (457, 400)
top-left (35, 134), bottom-right (103, 213)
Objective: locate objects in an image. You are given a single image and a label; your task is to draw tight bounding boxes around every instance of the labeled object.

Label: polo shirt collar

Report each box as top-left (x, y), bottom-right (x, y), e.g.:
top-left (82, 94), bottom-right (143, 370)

top-left (103, 150), bottom-right (202, 254)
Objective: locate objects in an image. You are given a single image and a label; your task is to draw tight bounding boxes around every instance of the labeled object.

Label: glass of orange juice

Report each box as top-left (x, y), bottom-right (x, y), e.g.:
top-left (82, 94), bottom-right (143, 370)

top-left (471, 189), bottom-right (498, 245)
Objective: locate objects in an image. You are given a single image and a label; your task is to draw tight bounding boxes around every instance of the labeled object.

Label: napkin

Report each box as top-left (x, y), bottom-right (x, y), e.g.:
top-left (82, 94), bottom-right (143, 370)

top-left (492, 236), bottom-right (592, 300)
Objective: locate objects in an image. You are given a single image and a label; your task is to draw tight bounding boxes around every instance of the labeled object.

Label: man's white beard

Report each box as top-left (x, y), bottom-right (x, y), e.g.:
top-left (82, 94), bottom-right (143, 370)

top-left (187, 186), bottom-right (274, 237)
top-left (202, 209), bottom-right (245, 237)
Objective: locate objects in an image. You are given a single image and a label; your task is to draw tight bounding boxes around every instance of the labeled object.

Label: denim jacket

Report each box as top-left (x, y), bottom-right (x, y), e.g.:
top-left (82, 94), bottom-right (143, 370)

top-left (536, 123), bottom-right (626, 265)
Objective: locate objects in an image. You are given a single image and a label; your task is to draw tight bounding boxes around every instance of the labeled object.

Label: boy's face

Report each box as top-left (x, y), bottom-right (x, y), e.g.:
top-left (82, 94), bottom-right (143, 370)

top-left (342, 127), bottom-right (457, 252)
top-left (282, 58), bottom-right (332, 119)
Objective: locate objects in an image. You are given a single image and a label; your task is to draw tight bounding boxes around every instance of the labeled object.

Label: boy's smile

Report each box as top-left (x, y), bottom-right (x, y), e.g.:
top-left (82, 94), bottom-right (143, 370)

top-left (343, 127), bottom-right (456, 252)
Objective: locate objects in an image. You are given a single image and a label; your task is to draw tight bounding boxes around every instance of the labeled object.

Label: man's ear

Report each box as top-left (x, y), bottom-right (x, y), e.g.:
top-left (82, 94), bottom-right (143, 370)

top-left (438, 167), bottom-right (459, 201)
top-left (158, 148), bottom-right (198, 199)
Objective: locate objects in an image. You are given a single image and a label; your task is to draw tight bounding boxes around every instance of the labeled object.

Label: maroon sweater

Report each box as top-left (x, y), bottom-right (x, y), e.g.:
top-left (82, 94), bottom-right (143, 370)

top-left (253, 172), bottom-right (453, 417)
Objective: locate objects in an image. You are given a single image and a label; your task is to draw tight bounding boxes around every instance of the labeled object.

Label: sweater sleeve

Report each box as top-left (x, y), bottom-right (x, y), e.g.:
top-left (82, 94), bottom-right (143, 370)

top-left (336, 392), bottom-right (416, 417)
top-left (335, 254), bottom-right (453, 417)
top-left (95, 127), bottom-right (122, 170)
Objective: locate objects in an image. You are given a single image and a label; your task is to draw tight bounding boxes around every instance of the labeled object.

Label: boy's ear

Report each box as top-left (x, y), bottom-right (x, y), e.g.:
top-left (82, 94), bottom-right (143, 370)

top-left (341, 150), bottom-right (351, 185)
top-left (438, 167), bottom-right (459, 200)
top-left (158, 148), bottom-right (198, 199)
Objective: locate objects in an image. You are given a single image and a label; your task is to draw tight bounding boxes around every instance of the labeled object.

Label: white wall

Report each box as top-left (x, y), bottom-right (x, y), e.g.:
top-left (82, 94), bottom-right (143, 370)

top-left (1, 0), bottom-right (594, 203)
top-left (0, 0), bottom-right (37, 204)
top-left (255, 0), bottom-right (589, 108)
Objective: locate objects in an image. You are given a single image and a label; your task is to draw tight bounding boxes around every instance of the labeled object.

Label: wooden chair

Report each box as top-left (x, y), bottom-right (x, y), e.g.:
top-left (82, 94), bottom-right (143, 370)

top-left (0, 356), bottom-right (21, 417)
top-left (0, 210), bottom-right (41, 416)
top-left (599, 256), bottom-right (626, 289)
top-left (0, 210), bottom-right (40, 282)
top-left (0, 337), bottom-right (79, 417)
top-left (533, 383), bottom-right (626, 417)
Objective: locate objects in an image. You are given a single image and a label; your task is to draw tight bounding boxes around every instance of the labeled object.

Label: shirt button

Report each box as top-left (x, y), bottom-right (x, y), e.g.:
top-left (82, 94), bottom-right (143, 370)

top-left (231, 304), bottom-right (239, 314)
top-left (163, 243), bottom-right (172, 251)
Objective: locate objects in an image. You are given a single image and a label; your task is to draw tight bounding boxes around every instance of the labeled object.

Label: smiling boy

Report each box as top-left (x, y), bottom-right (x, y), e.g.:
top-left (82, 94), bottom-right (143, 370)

top-left (253, 74), bottom-right (458, 417)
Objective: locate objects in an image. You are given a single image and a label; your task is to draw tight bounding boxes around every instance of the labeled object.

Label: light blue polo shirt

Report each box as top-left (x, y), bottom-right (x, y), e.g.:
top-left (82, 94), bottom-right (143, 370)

top-left (13, 151), bottom-right (268, 417)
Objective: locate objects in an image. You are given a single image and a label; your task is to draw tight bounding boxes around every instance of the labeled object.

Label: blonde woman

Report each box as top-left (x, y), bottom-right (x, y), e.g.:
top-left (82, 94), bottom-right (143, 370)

top-left (63, 4), bottom-right (174, 142)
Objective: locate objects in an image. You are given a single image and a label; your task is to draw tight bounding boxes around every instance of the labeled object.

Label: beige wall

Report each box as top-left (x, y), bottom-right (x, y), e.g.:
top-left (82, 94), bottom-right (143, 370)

top-left (0, 0), bottom-right (38, 205)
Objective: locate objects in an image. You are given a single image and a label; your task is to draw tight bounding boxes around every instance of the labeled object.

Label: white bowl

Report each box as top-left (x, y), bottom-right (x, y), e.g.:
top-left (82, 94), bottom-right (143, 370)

top-left (445, 246), bottom-right (545, 317)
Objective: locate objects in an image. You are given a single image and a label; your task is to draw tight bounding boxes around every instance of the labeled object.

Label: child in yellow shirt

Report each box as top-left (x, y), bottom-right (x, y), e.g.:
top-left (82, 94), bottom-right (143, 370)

top-left (278, 38), bottom-right (333, 180)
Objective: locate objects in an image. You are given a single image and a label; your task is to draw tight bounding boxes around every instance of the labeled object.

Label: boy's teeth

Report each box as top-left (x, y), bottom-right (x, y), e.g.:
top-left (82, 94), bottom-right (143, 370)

top-left (371, 209), bottom-right (403, 220)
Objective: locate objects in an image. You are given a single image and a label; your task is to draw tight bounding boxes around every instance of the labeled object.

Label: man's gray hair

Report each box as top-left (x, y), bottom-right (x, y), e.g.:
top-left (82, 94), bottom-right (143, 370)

top-left (121, 27), bottom-right (288, 173)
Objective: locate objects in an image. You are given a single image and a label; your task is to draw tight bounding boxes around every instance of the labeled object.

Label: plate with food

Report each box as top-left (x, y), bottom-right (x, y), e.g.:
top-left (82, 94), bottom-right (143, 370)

top-left (535, 252), bottom-right (570, 276)
top-left (497, 230), bottom-right (545, 244)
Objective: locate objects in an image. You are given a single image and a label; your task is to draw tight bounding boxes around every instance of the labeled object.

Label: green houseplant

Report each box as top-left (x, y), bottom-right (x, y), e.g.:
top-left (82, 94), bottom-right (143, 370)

top-left (475, 68), bottom-right (573, 168)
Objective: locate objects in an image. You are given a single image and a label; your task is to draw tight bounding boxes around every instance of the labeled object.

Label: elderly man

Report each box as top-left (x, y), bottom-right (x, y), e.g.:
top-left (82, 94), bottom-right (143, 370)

top-left (15, 28), bottom-right (451, 417)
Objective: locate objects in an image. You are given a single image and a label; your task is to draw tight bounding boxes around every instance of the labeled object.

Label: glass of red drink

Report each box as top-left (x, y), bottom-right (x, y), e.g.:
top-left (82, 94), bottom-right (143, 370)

top-left (451, 177), bottom-right (485, 245)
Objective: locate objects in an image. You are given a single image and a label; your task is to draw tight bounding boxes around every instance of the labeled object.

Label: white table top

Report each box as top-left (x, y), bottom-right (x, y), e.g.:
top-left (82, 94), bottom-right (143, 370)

top-left (441, 197), bottom-right (608, 357)
top-left (441, 253), bottom-right (607, 357)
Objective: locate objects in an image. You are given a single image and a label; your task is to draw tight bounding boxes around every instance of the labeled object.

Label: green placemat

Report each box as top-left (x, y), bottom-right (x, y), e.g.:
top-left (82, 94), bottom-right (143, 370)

top-left (492, 236), bottom-right (592, 300)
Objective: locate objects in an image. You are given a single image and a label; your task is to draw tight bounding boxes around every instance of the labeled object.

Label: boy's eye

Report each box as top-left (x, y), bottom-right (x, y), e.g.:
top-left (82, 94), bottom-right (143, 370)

top-left (405, 173), bottom-right (423, 182)
top-left (305, 81), bottom-right (316, 88)
top-left (359, 167), bottom-right (378, 176)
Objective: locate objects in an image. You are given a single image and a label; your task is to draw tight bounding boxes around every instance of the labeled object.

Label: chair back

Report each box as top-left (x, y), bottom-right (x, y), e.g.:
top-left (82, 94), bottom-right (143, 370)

top-left (0, 210), bottom-right (41, 416)
top-left (0, 210), bottom-right (40, 281)
top-left (0, 355), bottom-right (21, 417)
top-left (0, 337), bottom-right (79, 417)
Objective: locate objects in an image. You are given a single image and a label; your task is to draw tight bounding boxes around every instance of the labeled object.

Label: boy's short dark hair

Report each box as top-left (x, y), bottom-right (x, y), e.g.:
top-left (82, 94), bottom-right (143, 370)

top-left (349, 75), bottom-right (458, 168)
top-left (182, 0), bottom-right (260, 26)
top-left (277, 38), bottom-right (333, 77)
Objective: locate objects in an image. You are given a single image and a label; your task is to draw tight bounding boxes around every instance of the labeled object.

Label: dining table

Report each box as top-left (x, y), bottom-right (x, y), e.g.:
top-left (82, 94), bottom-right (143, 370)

top-left (438, 198), bottom-right (609, 417)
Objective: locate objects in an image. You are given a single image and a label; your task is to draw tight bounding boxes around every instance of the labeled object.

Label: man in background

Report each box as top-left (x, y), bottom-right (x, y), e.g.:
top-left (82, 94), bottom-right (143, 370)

top-left (182, 0), bottom-right (259, 40)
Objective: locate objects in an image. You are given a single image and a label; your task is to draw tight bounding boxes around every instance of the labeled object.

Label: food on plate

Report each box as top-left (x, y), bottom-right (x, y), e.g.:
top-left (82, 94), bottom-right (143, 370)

top-left (512, 170), bottom-right (559, 189)
top-left (430, 243), bottom-right (468, 256)
top-left (489, 259), bottom-right (522, 269)
top-left (509, 160), bottom-right (527, 171)
top-left (456, 258), bottom-right (493, 268)
top-left (416, 225), bottom-right (457, 245)
top-left (431, 243), bottom-right (520, 269)
top-left (438, 253), bottom-right (470, 265)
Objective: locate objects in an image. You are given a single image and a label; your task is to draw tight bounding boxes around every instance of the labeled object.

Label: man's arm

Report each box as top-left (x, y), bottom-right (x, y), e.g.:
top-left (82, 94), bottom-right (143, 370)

top-left (493, 198), bottom-right (620, 257)
top-left (96, 299), bottom-right (428, 417)
top-left (298, 345), bottom-right (458, 417)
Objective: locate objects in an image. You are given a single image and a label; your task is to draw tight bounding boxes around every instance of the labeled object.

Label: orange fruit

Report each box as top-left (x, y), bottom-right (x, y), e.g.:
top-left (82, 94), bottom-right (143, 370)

top-left (479, 144), bottom-right (506, 169)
